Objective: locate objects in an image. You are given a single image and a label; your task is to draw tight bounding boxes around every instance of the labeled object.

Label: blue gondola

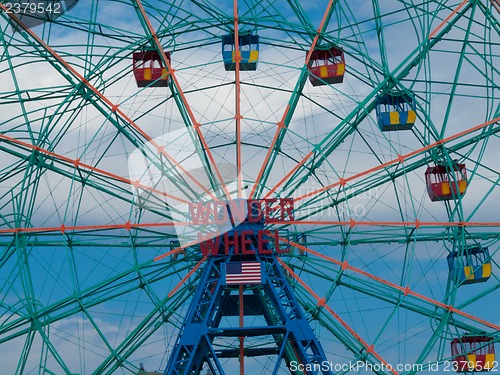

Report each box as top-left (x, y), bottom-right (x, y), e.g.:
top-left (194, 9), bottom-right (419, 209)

top-left (222, 31), bottom-right (259, 71)
top-left (376, 92), bottom-right (417, 131)
top-left (447, 246), bottom-right (491, 285)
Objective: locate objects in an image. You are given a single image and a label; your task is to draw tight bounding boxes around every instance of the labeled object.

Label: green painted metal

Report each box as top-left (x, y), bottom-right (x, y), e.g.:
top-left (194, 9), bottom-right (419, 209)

top-left (0, 1), bottom-right (498, 374)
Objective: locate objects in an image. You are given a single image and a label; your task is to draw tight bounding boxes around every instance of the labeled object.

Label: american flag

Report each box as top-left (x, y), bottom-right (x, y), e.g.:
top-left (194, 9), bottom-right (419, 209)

top-left (225, 262), bottom-right (261, 285)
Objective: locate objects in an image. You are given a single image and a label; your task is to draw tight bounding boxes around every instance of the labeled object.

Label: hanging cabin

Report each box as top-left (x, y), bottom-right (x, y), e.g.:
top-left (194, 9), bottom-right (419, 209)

top-left (308, 46), bottom-right (345, 86)
top-left (425, 163), bottom-right (468, 201)
top-left (451, 336), bottom-right (496, 372)
top-left (376, 92), bottom-right (417, 131)
top-left (133, 50), bottom-right (170, 87)
top-left (222, 31), bottom-right (259, 71)
top-left (447, 246), bottom-right (491, 285)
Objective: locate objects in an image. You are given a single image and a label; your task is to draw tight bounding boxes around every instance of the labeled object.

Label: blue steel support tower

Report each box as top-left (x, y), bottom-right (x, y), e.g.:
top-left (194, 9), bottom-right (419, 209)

top-left (164, 199), bottom-right (333, 375)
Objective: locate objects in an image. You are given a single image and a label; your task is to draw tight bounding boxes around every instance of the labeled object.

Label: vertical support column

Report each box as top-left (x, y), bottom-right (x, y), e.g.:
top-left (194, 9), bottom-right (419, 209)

top-left (164, 256), bottom-right (332, 375)
top-left (164, 199), bottom-right (331, 374)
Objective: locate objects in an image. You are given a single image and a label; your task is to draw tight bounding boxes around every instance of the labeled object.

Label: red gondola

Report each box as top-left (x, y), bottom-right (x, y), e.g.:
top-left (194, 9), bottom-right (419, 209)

top-left (133, 50), bottom-right (170, 87)
top-left (425, 163), bottom-right (467, 201)
top-left (308, 46), bottom-right (345, 86)
top-left (451, 336), bottom-right (495, 372)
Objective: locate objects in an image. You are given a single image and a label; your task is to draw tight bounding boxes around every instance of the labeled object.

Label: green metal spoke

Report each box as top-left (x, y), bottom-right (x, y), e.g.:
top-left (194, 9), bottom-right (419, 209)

top-left (0, 1), bottom-right (498, 373)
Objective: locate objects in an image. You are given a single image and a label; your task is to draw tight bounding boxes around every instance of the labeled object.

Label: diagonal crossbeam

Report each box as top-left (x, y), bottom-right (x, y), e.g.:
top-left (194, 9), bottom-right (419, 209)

top-left (0, 3), bottom-right (216, 201)
top-left (281, 237), bottom-right (500, 332)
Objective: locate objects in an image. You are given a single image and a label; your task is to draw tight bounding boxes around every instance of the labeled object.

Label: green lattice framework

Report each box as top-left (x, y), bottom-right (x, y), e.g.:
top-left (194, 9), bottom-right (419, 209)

top-left (0, 0), bottom-right (499, 374)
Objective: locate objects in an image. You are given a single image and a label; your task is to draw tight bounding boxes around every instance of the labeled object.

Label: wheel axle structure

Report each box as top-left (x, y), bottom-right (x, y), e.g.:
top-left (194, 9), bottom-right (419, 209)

top-left (0, 1), bottom-right (499, 374)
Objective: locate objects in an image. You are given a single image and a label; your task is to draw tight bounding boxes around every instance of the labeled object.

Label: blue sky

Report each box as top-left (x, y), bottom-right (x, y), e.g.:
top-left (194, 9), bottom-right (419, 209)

top-left (0, 0), bottom-right (499, 374)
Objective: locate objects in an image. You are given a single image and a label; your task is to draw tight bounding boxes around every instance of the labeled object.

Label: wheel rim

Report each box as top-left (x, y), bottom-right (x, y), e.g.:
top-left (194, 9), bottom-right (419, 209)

top-left (0, 1), bottom-right (499, 374)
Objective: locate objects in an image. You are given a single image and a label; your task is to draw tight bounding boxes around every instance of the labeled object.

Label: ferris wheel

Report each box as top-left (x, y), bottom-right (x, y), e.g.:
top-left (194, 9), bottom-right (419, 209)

top-left (0, 0), bottom-right (499, 374)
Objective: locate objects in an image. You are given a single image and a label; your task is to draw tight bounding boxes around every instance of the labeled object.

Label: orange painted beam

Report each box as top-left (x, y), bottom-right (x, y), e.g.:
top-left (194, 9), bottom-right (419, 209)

top-left (264, 151), bottom-right (313, 199)
top-left (0, 221), bottom-right (188, 235)
top-left (294, 116), bottom-right (500, 202)
top-left (3, 219), bottom-right (500, 236)
top-left (429, 0), bottom-right (469, 39)
top-left (233, 2), bottom-right (245, 369)
top-left (492, 0), bottom-right (500, 13)
top-left (233, 0), bottom-right (243, 199)
top-left (134, 0), bottom-right (231, 200)
top-left (0, 133), bottom-right (189, 204)
top-left (168, 256), bottom-right (207, 297)
top-left (250, 0), bottom-right (336, 199)
top-left (154, 234), bottom-right (210, 262)
top-left (272, 220), bottom-right (500, 228)
top-left (277, 257), bottom-right (400, 375)
top-left (281, 237), bottom-right (500, 331)
top-left (0, 3), bottom-right (217, 201)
